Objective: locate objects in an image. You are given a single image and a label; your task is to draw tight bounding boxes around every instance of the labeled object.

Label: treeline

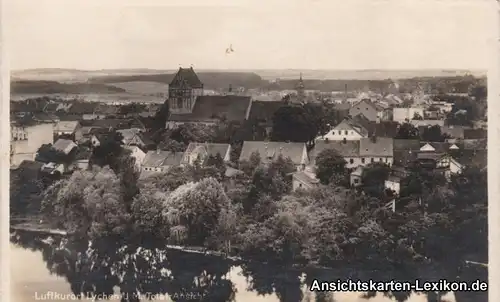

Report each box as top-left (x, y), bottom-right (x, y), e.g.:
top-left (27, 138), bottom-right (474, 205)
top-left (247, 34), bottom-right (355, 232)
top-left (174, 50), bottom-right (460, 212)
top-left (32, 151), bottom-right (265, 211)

top-left (11, 80), bottom-right (127, 94)
top-left (88, 72), bottom-right (267, 90)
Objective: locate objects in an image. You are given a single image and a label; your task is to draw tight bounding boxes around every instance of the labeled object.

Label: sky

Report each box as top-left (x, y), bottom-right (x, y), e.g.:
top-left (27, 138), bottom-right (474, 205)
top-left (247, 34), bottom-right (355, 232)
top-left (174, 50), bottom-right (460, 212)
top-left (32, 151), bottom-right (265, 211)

top-left (5, 0), bottom-right (498, 70)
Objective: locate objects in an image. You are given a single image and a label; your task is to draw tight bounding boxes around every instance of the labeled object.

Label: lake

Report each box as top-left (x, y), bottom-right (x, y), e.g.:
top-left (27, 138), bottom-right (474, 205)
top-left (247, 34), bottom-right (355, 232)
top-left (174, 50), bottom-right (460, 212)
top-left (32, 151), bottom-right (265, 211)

top-left (10, 233), bottom-right (486, 302)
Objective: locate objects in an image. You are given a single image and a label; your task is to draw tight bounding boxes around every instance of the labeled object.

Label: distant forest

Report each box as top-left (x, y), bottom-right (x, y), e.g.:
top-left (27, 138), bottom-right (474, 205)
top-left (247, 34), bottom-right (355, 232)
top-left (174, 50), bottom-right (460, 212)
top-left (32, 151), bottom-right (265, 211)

top-left (11, 72), bottom-right (486, 95)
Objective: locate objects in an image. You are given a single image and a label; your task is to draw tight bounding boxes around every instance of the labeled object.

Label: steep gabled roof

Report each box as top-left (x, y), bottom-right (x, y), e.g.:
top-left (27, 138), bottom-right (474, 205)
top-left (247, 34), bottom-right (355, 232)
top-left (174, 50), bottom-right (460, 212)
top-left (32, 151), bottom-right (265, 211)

top-left (169, 67), bottom-right (203, 88)
top-left (142, 150), bottom-right (183, 167)
top-left (310, 140), bottom-right (360, 161)
top-left (181, 143), bottom-right (230, 165)
top-left (359, 137), bottom-right (393, 157)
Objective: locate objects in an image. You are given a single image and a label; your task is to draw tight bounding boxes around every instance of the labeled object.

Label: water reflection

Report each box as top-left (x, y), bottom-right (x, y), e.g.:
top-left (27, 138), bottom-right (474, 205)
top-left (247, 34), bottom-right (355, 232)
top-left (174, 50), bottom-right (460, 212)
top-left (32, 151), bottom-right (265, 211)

top-left (11, 231), bottom-right (487, 302)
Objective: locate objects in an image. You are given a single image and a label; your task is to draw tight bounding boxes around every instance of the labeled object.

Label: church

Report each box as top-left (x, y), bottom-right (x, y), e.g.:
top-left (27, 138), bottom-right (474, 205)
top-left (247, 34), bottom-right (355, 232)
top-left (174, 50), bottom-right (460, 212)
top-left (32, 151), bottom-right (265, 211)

top-left (166, 67), bottom-right (253, 129)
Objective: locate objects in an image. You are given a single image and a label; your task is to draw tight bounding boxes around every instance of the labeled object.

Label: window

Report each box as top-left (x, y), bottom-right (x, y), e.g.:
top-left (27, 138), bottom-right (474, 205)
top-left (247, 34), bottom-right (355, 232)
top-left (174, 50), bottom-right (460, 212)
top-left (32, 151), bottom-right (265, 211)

top-left (177, 99), bottom-right (183, 108)
top-left (361, 158), bottom-right (365, 164)
top-left (344, 130), bottom-right (348, 135)
top-left (354, 178), bottom-right (359, 184)
top-left (331, 131), bottom-right (335, 135)
top-left (299, 183), bottom-right (302, 187)
top-left (371, 158), bottom-right (374, 163)
top-left (349, 159), bottom-right (354, 164)
top-left (379, 158), bottom-right (383, 162)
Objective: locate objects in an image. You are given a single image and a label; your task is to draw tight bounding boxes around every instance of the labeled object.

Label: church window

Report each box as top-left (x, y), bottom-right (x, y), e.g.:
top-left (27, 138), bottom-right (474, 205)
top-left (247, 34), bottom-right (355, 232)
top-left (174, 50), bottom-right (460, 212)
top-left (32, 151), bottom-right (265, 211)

top-left (177, 98), bottom-right (183, 108)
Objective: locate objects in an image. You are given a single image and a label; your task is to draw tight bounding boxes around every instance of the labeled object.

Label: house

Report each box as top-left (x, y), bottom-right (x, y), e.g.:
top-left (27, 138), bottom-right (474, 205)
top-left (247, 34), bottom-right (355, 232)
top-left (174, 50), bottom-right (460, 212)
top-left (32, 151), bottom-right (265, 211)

top-left (441, 125), bottom-right (467, 139)
top-left (52, 139), bottom-right (78, 155)
top-left (460, 139), bottom-right (487, 150)
top-left (309, 140), bottom-right (360, 169)
top-left (117, 129), bottom-right (149, 148)
top-left (350, 166), bottom-right (364, 187)
top-left (436, 155), bottom-right (464, 180)
top-left (359, 137), bottom-right (394, 166)
top-left (384, 166), bottom-right (410, 195)
top-left (239, 141), bottom-right (308, 171)
top-left (90, 131), bottom-right (115, 147)
top-left (393, 107), bottom-right (425, 123)
top-left (54, 121), bottom-right (82, 141)
top-left (410, 119), bottom-right (445, 128)
top-left (10, 122), bottom-right (54, 168)
top-left (419, 142), bottom-right (454, 153)
top-left (141, 150), bottom-right (183, 175)
top-left (32, 112), bottom-right (60, 123)
top-left (40, 162), bottom-right (65, 175)
top-left (292, 169), bottom-right (320, 191)
top-left (349, 99), bottom-right (379, 122)
top-left (317, 115), bottom-right (371, 141)
top-left (181, 143), bottom-right (231, 166)
top-left (166, 68), bottom-right (253, 128)
top-left (385, 176), bottom-right (402, 195)
top-left (124, 145), bottom-right (147, 170)
top-left (463, 128), bottom-right (487, 140)
top-left (74, 148), bottom-right (92, 170)
top-left (392, 139), bottom-right (420, 167)
top-left (67, 102), bottom-right (103, 119)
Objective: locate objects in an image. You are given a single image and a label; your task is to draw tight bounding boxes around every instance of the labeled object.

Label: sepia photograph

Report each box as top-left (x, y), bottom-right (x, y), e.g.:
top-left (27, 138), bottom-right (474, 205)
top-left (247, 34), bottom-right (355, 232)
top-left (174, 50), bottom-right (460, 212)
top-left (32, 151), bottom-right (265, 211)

top-left (6, 0), bottom-right (495, 301)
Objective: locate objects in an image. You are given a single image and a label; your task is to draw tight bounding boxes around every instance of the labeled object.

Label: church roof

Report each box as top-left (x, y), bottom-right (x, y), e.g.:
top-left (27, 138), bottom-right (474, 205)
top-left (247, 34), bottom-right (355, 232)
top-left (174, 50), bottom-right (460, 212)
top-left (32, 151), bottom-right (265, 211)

top-left (169, 67), bottom-right (203, 88)
top-left (169, 95), bottom-right (251, 123)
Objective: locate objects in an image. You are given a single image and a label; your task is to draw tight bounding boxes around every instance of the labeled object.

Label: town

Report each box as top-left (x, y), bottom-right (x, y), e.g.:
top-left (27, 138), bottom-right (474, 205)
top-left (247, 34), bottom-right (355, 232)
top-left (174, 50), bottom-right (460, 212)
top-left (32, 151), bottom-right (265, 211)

top-left (10, 67), bottom-right (488, 302)
top-left (10, 68), bottom-right (487, 194)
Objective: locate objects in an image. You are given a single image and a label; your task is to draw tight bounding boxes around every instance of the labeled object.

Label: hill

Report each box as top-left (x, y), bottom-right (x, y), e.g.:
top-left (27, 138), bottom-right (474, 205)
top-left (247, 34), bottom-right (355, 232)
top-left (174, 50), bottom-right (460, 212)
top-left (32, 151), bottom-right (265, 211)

top-left (11, 80), bottom-right (127, 94)
top-left (88, 72), bottom-right (266, 90)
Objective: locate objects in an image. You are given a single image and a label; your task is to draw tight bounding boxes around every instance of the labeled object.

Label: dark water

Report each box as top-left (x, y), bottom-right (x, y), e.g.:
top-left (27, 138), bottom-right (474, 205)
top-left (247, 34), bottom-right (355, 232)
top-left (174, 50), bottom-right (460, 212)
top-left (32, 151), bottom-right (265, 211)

top-left (10, 232), bottom-right (487, 302)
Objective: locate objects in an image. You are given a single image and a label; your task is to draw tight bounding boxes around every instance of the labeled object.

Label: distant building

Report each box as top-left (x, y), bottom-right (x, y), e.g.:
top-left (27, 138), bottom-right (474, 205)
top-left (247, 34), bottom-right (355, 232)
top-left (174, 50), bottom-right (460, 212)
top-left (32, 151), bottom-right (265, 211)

top-left (317, 115), bottom-right (371, 141)
top-left (11, 123), bottom-right (54, 168)
top-left (393, 107), bottom-right (425, 123)
top-left (53, 121), bottom-right (82, 141)
top-left (168, 67), bottom-right (204, 115)
top-left (349, 99), bottom-right (380, 122)
top-left (410, 119), bottom-right (445, 128)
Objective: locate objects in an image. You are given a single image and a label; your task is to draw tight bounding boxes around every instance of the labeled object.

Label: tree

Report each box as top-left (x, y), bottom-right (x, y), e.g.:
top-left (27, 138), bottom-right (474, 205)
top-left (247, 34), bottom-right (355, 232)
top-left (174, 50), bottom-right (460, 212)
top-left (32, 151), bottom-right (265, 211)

top-left (395, 122), bottom-right (419, 139)
top-left (162, 177), bottom-right (236, 249)
top-left (315, 149), bottom-right (346, 185)
top-left (90, 132), bottom-right (126, 171)
top-left (420, 125), bottom-right (449, 142)
top-left (170, 123), bottom-right (216, 144)
top-left (36, 144), bottom-right (73, 164)
top-left (271, 105), bottom-right (318, 145)
top-left (157, 139), bottom-right (186, 152)
top-left (41, 166), bottom-right (131, 240)
top-left (151, 100), bottom-right (170, 131)
top-left (412, 112), bottom-right (423, 120)
top-left (360, 163), bottom-right (391, 197)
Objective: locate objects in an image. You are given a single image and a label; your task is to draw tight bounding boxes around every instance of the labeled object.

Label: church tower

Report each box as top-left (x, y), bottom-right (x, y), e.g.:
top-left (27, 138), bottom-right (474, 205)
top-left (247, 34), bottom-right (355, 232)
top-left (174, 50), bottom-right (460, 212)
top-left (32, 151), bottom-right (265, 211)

top-left (168, 67), bottom-right (204, 114)
top-left (296, 73), bottom-right (306, 103)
